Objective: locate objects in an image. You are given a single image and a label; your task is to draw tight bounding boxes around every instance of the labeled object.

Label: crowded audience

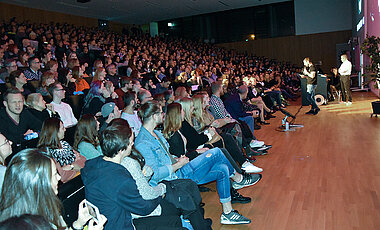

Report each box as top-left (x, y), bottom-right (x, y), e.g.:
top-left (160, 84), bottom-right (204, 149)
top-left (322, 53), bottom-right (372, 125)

top-left (0, 17), bottom-right (303, 229)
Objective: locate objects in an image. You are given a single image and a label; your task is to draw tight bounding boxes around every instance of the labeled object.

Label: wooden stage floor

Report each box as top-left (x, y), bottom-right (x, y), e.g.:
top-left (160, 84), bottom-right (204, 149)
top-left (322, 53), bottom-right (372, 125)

top-left (201, 92), bottom-right (380, 230)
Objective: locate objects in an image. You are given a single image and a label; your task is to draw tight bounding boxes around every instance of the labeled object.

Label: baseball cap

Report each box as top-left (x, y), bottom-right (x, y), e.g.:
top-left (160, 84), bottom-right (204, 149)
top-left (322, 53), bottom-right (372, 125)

top-left (101, 102), bottom-right (116, 118)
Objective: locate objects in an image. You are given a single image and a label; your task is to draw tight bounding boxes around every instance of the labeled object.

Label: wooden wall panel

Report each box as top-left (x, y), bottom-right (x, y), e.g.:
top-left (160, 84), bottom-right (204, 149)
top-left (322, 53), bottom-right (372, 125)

top-left (218, 30), bottom-right (352, 72)
top-left (0, 2), bottom-right (131, 30)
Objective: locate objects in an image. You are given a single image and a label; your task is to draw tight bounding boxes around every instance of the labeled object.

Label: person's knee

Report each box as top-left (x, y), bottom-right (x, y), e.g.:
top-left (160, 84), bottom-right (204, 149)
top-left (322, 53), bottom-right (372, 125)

top-left (213, 164), bottom-right (230, 179)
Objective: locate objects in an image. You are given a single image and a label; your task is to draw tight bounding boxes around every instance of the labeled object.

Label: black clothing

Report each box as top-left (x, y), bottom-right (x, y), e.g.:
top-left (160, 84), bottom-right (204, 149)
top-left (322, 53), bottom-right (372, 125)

top-left (340, 75), bottom-right (352, 102)
top-left (306, 65), bottom-right (317, 85)
top-left (106, 73), bottom-right (121, 89)
top-left (82, 96), bottom-right (112, 116)
top-left (28, 108), bottom-right (60, 123)
top-left (0, 108), bottom-right (43, 144)
top-left (81, 156), bottom-right (162, 230)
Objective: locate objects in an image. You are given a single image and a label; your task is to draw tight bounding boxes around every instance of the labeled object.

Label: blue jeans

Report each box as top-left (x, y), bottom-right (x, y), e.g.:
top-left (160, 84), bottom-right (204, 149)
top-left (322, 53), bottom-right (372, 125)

top-left (178, 148), bottom-right (235, 203)
top-left (238, 116), bottom-right (255, 136)
top-left (306, 84), bottom-right (319, 110)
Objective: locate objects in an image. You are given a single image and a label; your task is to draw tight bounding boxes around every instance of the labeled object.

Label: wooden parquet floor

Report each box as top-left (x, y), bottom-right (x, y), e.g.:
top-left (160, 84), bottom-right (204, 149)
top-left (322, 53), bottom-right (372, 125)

top-left (201, 92), bottom-right (380, 230)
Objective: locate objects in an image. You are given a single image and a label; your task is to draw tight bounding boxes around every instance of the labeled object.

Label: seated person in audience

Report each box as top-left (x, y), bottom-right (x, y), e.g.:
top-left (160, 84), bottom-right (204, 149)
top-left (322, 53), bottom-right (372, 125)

top-left (40, 49), bottom-right (52, 69)
top-left (26, 93), bottom-right (59, 123)
top-left (0, 133), bottom-right (12, 191)
top-left (104, 80), bottom-right (119, 101)
top-left (0, 88), bottom-right (42, 146)
top-left (141, 76), bottom-right (157, 95)
top-left (0, 59), bottom-right (18, 83)
top-left (37, 118), bottom-right (86, 183)
top-left (165, 102), bottom-right (259, 203)
top-left (121, 91), bottom-right (142, 136)
top-left (155, 77), bottom-right (171, 95)
top-left (192, 94), bottom-right (264, 171)
top-left (72, 66), bottom-right (90, 93)
top-left (328, 67), bottom-right (341, 101)
top-left (224, 85), bottom-right (260, 133)
top-left (138, 89), bottom-right (153, 105)
top-left (36, 71), bottom-right (56, 99)
top-left (113, 118), bottom-right (212, 230)
top-left (114, 77), bottom-right (133, 109)
top-left (153, 93), bottom-right (166, 109)
top-left (59, 68), bottom-right (77, 97)
top-left (179, 97), bottom-right (262, 172)
top-left (105, 63), bottom-right (121, 89)
top-left (73, 114), bottom-right (103, 160)
top-left (82, 80), bottom-right (114, 116)
top-left (261, 74), bottom-right (283, 108)
top-left (48, 82), bottom-right (78, 128)
top-left (92, 67), bottom-right (106, 82)
top-left (174, 86), bottom-right (189, 101)
top-left (132, 79), bottom-right (142, 94)
top-left (16, 51), bottom-right (29, 68)
top-left (0, 148), bottom-right (106, 229)
top-left (4, 44), bottom-right (19, 60)
top-left (135, 100), bottom-right (262, 225)
top-left (98, 102), bottom-right (121, 133)
top-left (245, 77), bottom-right (274, 123)
top-left (23, 56), bottom-right (42, 81)
top-left (8, 70), bottom-right (32, 97)
top-left (81, 121), bottom-right (185, 230)
top-left (209, 82), bottom-right (268, 151)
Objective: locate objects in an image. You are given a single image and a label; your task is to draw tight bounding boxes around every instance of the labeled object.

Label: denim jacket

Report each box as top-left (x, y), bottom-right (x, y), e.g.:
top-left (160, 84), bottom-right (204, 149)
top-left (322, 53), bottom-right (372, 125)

top-left (135, 126), bottom-right (179, 186)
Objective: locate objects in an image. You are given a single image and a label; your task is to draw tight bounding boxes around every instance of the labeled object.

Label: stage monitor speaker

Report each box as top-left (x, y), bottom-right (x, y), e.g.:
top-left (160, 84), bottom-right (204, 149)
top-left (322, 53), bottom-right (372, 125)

top-left (301, 74), bottom-right (328, 106)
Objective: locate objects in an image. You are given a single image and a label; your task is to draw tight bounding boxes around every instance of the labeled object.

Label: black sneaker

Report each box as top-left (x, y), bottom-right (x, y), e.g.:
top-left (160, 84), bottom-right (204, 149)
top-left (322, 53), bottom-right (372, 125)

top-left (313, 108), bottom-right (320, 115)
top-left (232, 174), bottom-right (262, 190)
top-left (231, 188), bottom-right (251, 204)
top-left (256, 144), bottom-right (272, 151)
top-left (221, 210), bottom-right (251, 225)
top-left (250, 148), bottom-right (268, 156)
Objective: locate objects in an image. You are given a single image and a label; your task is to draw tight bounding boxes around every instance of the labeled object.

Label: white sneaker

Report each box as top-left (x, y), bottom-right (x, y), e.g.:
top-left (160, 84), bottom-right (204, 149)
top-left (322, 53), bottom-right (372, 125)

top-left (242, 161), bottom-right (263, 173)
top-left (346, 101), bottom-right (352, 106)
top-left (250, 140), bottom-right (264, 148)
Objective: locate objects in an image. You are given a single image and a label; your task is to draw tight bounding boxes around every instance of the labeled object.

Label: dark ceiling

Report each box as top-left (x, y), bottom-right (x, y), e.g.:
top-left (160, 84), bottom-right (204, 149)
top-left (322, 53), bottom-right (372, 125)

top-left (4, 0), bottom-right (290, 24)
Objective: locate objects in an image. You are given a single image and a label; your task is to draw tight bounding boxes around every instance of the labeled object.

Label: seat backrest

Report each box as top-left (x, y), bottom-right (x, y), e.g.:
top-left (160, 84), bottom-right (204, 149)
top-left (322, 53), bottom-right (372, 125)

top-left (65, 95), bottom-right (84, 119)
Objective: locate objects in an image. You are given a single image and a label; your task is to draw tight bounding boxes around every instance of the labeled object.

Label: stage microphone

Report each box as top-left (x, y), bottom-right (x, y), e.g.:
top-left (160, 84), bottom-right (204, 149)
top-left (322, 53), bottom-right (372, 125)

top-left (279, 108), bottom-right (295, 119)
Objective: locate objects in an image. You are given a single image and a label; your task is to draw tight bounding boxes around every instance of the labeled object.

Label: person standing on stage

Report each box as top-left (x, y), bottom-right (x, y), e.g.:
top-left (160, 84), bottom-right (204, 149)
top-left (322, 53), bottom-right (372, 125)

top-left (338, 54), bottom-right (352, 105)
top-left (302, 57), bottom-right (320, 115)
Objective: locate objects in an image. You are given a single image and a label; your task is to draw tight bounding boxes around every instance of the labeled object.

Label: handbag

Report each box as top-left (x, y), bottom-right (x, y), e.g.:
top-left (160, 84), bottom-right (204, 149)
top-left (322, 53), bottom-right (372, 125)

top-left (161, 179), bottom-right (202, 213)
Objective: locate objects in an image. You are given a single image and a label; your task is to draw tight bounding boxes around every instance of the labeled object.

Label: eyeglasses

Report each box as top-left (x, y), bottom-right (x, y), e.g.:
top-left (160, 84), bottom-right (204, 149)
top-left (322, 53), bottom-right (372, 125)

top-left (0, 139), bottom-right (10, 148)
top-left (55, 88), bottom-right (65, 91)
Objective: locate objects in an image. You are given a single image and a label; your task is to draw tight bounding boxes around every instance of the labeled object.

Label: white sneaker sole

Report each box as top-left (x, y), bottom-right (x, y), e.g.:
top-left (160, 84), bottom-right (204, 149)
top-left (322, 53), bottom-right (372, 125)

top-left (221, 218), bottom-right (251, 225)
top-left (243, 168), bottom-right (263, 173)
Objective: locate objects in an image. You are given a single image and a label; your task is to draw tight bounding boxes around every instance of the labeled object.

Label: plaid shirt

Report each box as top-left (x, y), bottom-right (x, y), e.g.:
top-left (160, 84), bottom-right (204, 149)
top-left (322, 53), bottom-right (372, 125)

top-left (24, 68), bottom-right (42, 81)
top-left (209, 94), bottom-right (232, 119)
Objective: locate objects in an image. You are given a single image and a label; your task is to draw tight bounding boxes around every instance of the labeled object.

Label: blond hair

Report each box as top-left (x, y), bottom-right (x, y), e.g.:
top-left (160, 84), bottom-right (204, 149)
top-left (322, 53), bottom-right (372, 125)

top-left (178, 97), bottom-right (193, 125)
top-left (163, 103), bottom-right (183, 138)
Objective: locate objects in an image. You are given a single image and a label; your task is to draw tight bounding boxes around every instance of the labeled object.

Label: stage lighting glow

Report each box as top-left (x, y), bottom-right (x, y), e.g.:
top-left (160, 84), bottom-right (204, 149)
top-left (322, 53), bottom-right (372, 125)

top-left (250, 34), bottom-right (256, 40)
top-left (168, 22), bottom-right (174, 27)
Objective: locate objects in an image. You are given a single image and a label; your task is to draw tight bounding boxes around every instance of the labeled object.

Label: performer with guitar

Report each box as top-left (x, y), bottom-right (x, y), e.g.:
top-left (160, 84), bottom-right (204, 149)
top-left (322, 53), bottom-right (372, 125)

top-left (300, 57), bottom-right (320, 115)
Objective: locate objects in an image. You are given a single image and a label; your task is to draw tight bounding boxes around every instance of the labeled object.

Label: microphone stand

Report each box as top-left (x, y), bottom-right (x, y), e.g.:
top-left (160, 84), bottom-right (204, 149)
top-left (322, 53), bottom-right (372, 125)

top-left (278, 105), bottom-right (304, 132)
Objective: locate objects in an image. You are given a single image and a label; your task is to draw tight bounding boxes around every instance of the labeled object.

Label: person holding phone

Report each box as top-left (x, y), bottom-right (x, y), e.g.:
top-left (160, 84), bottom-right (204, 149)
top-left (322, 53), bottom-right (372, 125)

top-left (0, 148), bottom-right (107, 229)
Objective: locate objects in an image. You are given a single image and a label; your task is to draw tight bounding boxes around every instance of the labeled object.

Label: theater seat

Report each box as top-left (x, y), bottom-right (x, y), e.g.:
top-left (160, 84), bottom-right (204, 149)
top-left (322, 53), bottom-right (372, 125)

top-left (65, 95), bottom-right (84, 119)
